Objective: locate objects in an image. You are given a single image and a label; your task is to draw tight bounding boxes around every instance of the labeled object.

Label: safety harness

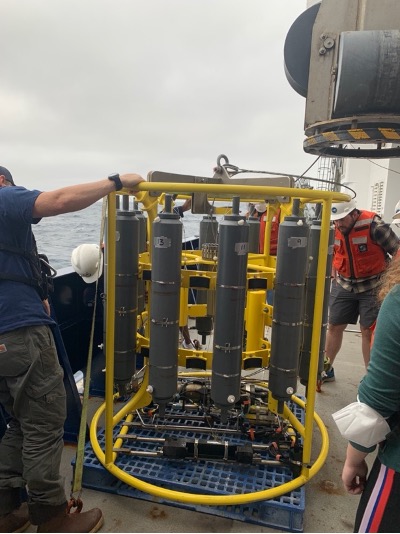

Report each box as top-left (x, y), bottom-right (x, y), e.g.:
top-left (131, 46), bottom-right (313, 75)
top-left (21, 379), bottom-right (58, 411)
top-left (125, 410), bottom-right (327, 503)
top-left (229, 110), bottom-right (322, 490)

top-left (0, 237), bottom-right (57, 300)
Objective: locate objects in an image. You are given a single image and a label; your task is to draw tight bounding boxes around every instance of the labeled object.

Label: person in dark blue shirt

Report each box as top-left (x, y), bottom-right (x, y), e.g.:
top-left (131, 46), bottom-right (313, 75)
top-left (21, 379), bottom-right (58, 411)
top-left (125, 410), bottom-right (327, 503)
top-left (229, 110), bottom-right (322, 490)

top-left (0, 166), bottom-right (144, 533)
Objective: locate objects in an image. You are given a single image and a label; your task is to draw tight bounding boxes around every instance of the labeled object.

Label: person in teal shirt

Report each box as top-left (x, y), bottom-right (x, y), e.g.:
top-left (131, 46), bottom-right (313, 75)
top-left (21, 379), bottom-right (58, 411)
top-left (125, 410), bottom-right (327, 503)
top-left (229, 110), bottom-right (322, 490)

top-left (340, 256), bottom-right (400, 532)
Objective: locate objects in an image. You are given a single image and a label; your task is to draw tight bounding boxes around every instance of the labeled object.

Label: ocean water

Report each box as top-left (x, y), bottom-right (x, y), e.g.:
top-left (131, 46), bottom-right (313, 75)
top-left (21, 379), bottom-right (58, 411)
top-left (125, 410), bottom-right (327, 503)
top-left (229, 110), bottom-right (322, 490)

top-left (33, 201), bottom-right (208, 270)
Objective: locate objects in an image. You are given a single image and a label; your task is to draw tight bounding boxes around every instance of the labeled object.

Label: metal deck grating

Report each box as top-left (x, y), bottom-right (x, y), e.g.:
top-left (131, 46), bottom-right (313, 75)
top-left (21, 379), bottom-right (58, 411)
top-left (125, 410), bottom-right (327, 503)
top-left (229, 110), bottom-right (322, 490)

top-left (77, 400), bottom-right (305, 532)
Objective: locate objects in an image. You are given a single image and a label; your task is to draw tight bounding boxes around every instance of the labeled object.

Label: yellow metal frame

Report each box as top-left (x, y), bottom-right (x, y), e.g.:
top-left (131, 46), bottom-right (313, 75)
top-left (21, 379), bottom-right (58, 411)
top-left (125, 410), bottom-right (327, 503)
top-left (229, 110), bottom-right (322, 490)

top-left (92, 180), bottom-right (349, 504)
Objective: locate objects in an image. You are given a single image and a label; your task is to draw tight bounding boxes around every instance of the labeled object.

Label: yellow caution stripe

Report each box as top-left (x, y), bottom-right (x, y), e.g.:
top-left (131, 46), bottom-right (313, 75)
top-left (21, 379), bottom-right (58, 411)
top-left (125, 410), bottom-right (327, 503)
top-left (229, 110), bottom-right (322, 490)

top-left (303, 127), bottom-right (400, 157)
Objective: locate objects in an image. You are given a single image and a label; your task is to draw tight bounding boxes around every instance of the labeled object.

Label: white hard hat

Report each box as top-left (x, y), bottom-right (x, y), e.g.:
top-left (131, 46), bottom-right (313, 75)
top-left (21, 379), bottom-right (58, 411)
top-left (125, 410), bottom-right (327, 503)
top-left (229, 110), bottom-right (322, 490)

top-left (330, 200), bottom-right (357, 221)
top-left (392, 200), bottom-right (400, 223)
top-left (255, 202), bottom-right (267, 213)
top-left (71, 244), bottom-right (103, 283)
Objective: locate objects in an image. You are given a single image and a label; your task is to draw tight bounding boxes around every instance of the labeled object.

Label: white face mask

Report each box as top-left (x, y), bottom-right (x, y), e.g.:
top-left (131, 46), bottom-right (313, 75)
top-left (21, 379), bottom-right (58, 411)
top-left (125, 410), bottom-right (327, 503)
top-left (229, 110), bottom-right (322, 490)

top-left (332, 401), bottom-right (391, 448)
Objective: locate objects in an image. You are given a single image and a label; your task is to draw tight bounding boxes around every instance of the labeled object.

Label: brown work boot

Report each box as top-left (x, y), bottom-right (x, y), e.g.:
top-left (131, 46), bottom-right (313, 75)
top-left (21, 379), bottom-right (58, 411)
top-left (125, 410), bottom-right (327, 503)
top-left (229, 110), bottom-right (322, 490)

top-left (38, 508), bottom-right (103, 533)
top-left (34, 503), bottom-right (103, 533)
top-left (0, 502), bottom-right (30, 533)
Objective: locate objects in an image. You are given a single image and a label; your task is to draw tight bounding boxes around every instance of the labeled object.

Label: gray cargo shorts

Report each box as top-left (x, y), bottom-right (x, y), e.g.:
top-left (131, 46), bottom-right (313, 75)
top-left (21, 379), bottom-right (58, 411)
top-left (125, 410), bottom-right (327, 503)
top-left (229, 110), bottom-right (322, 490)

top-left (328, 280), bottom-right (380, 328)
top-left (0, 325), bottom-right (67, 511)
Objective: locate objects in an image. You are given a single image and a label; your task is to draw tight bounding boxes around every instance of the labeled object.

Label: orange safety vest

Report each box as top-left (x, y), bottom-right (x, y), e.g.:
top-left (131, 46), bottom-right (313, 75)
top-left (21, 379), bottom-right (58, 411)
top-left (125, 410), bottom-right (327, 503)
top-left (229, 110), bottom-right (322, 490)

top-left (333, 210), bottom-right (387, 279)
top-left (259, 209), bottom-right (280, 255)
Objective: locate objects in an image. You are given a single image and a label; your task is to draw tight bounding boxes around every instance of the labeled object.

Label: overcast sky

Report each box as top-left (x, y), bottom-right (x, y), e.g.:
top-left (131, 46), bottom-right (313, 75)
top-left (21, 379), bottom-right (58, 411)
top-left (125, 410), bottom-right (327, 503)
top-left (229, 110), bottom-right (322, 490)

top-left (1, 0), bottom-right (316, 191)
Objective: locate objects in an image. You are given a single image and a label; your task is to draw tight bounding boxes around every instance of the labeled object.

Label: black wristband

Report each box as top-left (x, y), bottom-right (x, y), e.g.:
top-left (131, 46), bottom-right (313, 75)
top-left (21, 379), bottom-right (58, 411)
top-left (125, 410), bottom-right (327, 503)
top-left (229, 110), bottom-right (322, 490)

top-left (108, 173), bottom-right (123, 191)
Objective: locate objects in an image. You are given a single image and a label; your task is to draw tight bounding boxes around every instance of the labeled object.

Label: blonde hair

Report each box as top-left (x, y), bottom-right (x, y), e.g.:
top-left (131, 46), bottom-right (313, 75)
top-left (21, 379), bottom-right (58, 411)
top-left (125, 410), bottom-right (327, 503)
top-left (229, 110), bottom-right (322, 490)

top-left (378, 258), bottom-right (400, 302)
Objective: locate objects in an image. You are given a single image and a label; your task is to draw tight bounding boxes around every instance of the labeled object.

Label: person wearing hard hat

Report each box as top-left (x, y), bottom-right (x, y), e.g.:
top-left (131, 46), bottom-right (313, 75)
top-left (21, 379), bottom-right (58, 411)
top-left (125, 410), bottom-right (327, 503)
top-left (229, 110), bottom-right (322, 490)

top-left (253, 203), bottom-right (268, 253)
top-left (246, 202), bottom-right (281, 255)
top-left (323, 199), bottom-right (400, 384)
top-left (0, 166), bottom-right (144, 533)
top-left (392, 199), bottom-right (400, 226)
top-left (71, 243), bottom-right (105, 310)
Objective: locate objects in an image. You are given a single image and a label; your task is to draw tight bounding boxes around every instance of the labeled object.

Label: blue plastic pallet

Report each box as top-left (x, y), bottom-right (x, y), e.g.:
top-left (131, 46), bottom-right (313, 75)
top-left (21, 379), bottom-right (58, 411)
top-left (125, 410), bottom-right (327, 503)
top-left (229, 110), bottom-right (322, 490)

top-left (77, 401), bottom-right (305, 532)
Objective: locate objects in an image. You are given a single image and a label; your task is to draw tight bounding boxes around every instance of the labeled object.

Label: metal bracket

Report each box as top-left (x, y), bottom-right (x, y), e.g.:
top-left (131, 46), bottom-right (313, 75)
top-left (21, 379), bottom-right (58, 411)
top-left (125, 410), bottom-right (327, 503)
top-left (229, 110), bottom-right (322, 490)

top-left (147, 156), bottom-right (296, 213)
